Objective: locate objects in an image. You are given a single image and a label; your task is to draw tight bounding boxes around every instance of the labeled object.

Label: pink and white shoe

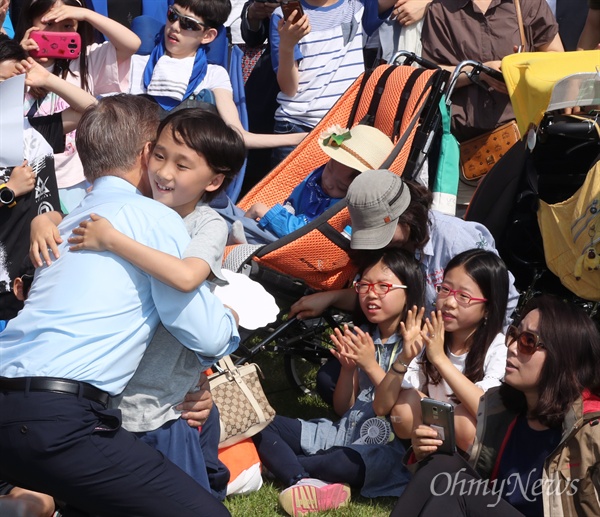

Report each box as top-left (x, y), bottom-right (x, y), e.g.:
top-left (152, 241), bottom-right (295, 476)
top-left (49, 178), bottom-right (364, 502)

top-left (278, 478), bottom-right (351, 516)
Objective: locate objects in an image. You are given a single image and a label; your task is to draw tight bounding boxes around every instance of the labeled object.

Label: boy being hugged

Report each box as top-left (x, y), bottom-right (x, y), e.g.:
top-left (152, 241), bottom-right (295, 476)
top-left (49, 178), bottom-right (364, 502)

top-left (269, 0), bottom-right (395, 164)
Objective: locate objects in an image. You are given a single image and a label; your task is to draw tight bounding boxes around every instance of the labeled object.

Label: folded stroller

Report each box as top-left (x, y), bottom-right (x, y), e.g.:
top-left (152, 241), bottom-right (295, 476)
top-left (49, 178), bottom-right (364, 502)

top-left (466, 50), bottom-right (600, 315)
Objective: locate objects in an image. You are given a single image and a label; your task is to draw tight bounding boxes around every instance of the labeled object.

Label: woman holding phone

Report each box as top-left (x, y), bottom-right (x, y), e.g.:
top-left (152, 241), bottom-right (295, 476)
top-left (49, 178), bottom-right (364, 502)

top-left (390, 294), bottom-right (600, 517)
top-left (16, 0), bottom-right (140, 212)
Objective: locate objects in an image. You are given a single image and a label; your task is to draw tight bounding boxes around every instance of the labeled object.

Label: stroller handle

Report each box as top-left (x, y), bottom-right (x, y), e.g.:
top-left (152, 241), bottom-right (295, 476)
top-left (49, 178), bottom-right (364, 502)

top-left (446, 60), bottom-right (504, 103)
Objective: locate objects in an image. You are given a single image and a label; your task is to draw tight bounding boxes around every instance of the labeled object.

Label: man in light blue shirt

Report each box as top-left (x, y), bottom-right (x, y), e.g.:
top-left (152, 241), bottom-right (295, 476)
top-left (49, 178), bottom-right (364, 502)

top-left (0, 95), bottom-right (237, 517)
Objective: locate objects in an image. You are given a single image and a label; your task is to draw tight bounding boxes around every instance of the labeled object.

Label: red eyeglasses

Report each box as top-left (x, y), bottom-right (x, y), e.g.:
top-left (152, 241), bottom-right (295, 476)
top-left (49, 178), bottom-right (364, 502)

top-left (435, 284), bottom-right (487, 306)
top-left (505, 325), bottom-right (545, 355)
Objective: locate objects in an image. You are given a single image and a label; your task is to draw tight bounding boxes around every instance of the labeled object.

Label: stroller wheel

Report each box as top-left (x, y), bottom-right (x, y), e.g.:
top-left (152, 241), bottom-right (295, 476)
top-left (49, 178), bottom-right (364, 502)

top-left (284, 354), bottom-right (328, 397)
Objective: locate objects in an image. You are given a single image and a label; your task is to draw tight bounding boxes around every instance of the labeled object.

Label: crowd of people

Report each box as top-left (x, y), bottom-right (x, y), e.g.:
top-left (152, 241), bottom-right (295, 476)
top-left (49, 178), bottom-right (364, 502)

top-left (0, 0), bottom-right (598, 516)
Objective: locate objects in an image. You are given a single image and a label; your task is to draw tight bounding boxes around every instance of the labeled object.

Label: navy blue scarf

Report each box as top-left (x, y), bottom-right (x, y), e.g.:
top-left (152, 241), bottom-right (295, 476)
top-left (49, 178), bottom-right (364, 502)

top-left (143, 31), bottom-right (208, 111)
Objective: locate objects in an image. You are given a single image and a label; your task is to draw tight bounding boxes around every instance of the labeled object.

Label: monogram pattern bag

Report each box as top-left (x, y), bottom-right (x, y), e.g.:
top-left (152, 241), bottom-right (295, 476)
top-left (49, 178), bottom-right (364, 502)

top-left (208, 355), bottom-right (276, 449)
top-left (459, 120), bottom-right (521, 185)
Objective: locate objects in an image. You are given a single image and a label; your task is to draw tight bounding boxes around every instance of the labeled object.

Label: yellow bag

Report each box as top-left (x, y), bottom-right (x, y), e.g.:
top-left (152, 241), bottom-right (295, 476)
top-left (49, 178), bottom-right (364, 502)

top-left (537, 160), bottom-right (600, 301)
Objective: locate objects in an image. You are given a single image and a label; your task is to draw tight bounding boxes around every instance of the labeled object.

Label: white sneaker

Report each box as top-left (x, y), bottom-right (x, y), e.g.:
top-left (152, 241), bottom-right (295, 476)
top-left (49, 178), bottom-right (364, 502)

top-left (278, 478), bottom-right (351, 516)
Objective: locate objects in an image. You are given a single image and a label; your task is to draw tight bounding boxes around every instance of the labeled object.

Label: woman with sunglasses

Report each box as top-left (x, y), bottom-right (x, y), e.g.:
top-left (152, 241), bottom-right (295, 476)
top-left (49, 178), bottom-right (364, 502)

top-left (389, 294), bottom-right (600, 517)
top-left (374, 248), bottom-right (509, 453)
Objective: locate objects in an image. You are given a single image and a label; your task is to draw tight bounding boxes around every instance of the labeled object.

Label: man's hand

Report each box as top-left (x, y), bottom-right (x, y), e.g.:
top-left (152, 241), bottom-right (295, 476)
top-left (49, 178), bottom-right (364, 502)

top-left (6, 160), bottom-right (35, 197)
top-left (248, 1), bottom-right (279, 23)
top-left (177, 373), bottom-right (213, 428)
top-left (392, 0), bottom-right (430, 26)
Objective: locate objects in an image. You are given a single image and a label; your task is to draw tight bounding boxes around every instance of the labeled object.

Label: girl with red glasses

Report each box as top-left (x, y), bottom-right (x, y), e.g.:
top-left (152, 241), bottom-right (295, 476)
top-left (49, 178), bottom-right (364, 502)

top-left (251, 249), bottom-right (425, 515)
top-left (390, 294), bottom-right (600, 517)
top-left (374, 248), bottom-right (509, 453)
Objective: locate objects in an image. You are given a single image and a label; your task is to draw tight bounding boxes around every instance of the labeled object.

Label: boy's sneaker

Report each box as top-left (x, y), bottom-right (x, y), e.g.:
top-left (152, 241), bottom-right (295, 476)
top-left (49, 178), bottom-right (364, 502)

top-left (278, 478), bottom-right (351, 516)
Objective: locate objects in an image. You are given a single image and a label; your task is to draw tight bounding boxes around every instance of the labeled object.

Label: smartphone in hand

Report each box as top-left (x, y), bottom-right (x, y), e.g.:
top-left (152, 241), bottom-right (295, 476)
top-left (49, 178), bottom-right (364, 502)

top-left (420, 397), bottom-right (456, 455)
top-left (281, 0), bottom-right (304, 21)
top-left (30, 31), bottom-right (82, 60)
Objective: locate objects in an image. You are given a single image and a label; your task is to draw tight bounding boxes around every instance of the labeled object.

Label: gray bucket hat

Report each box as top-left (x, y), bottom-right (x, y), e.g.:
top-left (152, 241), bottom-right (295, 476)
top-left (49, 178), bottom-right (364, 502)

top-left (347, 170), bottom-right (412, 250)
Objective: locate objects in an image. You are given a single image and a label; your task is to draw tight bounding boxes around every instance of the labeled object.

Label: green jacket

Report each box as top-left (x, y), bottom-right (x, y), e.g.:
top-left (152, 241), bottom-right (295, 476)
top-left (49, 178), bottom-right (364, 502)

top-left (469, 387), bottom-right (600, 517)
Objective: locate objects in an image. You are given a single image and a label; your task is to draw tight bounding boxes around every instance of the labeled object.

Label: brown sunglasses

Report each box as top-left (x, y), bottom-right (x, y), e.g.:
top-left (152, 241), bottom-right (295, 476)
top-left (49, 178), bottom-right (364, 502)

top-left (505, 325), bottom-right (545, 355)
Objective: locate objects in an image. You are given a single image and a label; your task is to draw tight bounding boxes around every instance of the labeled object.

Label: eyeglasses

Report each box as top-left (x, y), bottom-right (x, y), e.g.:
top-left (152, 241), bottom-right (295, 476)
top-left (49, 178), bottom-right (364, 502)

top-left (354, 282), bottom-right (407, 295)
top-left (505, 325), bottom-right (545, 355)
top-left (167, 6), bottom-right (209, 31)
top-left (435, 284), bottom-right (487, 307)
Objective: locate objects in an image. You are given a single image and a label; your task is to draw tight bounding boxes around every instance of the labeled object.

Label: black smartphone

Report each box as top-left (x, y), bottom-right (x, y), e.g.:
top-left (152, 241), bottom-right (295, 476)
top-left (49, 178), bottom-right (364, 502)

top-left (420, 397), bottom-right (456, 455)
top-left (281, 0), bottom-right (304, 21)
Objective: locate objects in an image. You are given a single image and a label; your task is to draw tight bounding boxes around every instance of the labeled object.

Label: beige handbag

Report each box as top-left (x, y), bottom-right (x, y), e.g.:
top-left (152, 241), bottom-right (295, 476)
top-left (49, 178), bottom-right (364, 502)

top-left (208, 355), bottom-right (276, 449)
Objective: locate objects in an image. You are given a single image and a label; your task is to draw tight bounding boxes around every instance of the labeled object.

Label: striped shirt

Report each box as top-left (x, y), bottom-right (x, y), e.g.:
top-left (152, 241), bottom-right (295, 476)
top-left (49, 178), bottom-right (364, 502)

top-left (270, 0), bottom-right (384, 129)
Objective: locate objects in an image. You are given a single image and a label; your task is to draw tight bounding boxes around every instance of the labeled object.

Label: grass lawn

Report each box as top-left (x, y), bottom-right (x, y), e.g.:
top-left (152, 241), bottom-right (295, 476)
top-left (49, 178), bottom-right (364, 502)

top-left (223, 351), bottom-right (398, 517)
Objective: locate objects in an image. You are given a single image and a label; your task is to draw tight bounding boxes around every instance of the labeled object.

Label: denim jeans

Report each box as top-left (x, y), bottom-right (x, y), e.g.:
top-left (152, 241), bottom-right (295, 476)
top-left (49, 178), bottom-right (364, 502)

top-left (271, 119), bottom-right (313, 168)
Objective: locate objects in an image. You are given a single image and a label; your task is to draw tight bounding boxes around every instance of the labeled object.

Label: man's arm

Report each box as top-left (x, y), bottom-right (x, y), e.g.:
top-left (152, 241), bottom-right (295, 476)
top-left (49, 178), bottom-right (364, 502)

top-left (578, 7), bottom-right (600, 50)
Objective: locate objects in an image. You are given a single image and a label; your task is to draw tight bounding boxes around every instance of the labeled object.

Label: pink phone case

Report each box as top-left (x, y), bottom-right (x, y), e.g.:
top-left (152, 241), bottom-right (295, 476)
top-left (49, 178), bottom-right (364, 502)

top-left (30, 31), bottom-right (82, 60)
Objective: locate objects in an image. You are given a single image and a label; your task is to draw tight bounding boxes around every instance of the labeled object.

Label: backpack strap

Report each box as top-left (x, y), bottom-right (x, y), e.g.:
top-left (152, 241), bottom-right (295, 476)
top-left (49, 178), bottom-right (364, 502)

top-left (358, 65), bottom-right (397, 127)
top-left (392, 68), bottom-right (427, 141)
top-left (380, 74), bottom-right (436, 171)
top-left (346, 67), bottom-right (376, 128)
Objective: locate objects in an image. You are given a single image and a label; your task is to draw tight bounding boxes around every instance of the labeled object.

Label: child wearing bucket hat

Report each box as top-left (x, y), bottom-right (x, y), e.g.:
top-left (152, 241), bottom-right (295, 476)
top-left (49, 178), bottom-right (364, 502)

top-left (240, 124), bottom-right (394, 241)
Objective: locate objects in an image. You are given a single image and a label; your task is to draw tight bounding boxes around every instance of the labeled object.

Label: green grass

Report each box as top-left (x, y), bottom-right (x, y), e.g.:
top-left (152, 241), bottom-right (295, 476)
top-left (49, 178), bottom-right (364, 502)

top-left (223, 351), bottom-right (398, 517)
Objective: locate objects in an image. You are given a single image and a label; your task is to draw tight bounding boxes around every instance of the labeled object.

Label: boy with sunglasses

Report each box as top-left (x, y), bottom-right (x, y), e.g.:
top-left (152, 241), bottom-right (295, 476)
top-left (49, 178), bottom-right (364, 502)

top-left (128, 0), bottom-right (305, 150)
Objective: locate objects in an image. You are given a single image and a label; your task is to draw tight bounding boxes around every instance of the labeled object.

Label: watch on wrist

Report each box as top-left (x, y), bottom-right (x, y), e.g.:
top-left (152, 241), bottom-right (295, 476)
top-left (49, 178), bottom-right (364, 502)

top-left (0, 183), bottom-right (16, 208)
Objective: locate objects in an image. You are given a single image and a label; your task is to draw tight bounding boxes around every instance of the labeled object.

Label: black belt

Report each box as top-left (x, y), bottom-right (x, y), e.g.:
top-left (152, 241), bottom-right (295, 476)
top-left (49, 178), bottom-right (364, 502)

top-left (0, 377), bottom-right (109, 406)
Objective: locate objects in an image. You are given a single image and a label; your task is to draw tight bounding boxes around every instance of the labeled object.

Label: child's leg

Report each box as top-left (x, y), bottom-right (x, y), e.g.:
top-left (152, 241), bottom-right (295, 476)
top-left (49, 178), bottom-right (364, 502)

top-left (298, 448), bottom-right (366, 488)
top-left (454, 403), bottom-right (477, 453)
top-left (252, 415), bottom-right (308, 486)
top-left (135, 418), bottom-right (209, 490)
top-left (389, 388), bottom-right (425, 439)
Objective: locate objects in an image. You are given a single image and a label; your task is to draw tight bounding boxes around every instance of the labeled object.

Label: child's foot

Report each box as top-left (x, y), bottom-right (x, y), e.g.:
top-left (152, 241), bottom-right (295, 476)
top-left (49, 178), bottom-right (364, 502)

top-left (278, 478), bottom-right (351, 516)
top-left (231, 220), bottom-right (248, 244)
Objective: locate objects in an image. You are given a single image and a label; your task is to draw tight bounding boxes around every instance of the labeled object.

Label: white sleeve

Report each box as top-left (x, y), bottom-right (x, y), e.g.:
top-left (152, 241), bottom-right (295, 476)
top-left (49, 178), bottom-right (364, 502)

top-left (198, 64), bottom-right (233, 93)
top-left (475, 333), bottom-right (507, 392)
top-left (402, 351), bottom-right (426, 391)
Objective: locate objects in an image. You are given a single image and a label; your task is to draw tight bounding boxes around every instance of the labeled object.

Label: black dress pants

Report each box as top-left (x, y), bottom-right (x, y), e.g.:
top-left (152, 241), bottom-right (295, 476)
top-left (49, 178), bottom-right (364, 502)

top-left (0, 390), bottom-right (230, 517)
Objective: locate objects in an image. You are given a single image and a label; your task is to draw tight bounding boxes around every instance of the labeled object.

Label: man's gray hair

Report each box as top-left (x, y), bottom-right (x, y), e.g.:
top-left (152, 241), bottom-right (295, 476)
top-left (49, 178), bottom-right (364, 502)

top-left (76, 95), bottom-right (160, 182)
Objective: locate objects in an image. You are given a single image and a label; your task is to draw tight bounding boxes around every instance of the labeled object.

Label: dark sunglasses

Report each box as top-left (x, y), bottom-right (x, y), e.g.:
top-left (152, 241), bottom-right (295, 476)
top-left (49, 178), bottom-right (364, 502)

top-left (167, 6), bottom-right (209, 31)
top-left (505, 325), bottom-right (545, 355)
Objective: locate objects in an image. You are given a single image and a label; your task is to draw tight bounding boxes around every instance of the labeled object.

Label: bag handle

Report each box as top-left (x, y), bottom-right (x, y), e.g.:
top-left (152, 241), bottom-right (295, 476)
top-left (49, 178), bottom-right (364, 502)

top-left (214, 356), bottom-right (269, 422)
top-left (514, 0), bottom-right (527, 52)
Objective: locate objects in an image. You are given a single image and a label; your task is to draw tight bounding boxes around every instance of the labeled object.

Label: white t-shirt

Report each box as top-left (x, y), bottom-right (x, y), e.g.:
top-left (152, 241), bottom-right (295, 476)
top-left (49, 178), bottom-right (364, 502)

top-left (402, 332), bottom-right (507, 405)
top-left (128, 54), bottom-right (233, 97)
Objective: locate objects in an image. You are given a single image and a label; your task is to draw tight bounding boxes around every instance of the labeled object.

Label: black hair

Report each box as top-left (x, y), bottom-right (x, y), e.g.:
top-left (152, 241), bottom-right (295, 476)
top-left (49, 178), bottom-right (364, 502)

top-left (422, 249), bottom-right (508, 390)
top-left (16, 0), bottom-right (93, 96)
top-left (500, 295), bottom-right (600, 428)
top-left (397, 180), bottom-right (433, 252)
top-left (155, 108), bottom-right (246, 201)
top-left (0, 34), bottom-right (28, 62)
top-left (354, 248), bottom-right (425, 334)
top-left (174, 0), bottom-right (232, 28)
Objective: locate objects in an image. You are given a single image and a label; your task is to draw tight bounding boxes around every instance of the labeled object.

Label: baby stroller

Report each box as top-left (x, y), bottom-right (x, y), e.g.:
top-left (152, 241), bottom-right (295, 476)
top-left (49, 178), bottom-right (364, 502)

top-left (465, 50), bottom-right (600, 319)
top-left (226, 60), bottom-right (449, 393)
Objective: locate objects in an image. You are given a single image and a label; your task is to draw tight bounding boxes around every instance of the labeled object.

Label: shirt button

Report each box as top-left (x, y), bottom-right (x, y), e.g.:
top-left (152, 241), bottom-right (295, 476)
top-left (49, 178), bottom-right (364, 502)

top-left (20, 425), bottom-right (28, 434)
